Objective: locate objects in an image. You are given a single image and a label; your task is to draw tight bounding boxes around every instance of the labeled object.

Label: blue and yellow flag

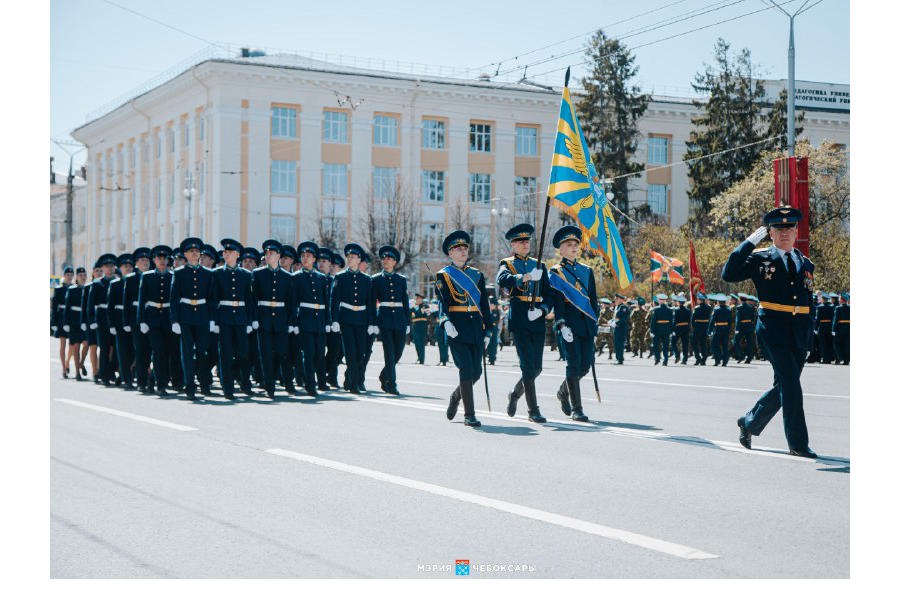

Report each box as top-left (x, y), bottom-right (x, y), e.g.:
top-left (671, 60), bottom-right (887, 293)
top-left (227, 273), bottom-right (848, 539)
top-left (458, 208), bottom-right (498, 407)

top-left (547, 68), bottom-right (633, 289)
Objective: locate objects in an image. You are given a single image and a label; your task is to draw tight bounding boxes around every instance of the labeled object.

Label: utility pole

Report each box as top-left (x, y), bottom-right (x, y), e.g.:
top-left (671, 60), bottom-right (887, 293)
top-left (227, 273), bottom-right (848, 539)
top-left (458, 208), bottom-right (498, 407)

top-left (183, 170), bottom-right (197, 237)
top-left (52, 140), bottom-right (85, 268)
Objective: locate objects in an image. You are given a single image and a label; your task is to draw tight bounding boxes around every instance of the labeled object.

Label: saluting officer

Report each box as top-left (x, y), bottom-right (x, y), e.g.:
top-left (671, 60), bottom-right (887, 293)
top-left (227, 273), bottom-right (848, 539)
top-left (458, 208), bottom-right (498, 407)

top-left (434, 230), bottom-right (492, 428)
top-left (128, 248), bottom-right (152, 392)
top-left (329, 243), bottom-right (375, 395)
top-left (726, 206), bottom-right (818, 458)
top-left (612, 293), bottom-right (631, 365)
top-left (292, 240), bottom-right (331, 397)
top-left (691, 293), bottom-right (712, 365)
top-left (649, 293), bottom-right (674, 366)
top-left (832, 292), bottom-right (850, 365)
top-left (671, 294), bottom-right (691, 364)
top-left (252, 239), bottom-right (296, 399)
top-left (372, 245), bottom-right (410, 395)
top-left (108, 253), bottom-right (136, 390)
top-left (137, 245), bottom-right (175, 396)
top-left (496, 223), bottom-right (550, 421)
top-left (708, 294), bottom-right (732, 366)
top-left (170, 237), bottom-right (215, 401)
top-left (52, 266), bottom-right (74, 377)
top-left (62, 267), bottom-right (87, 380)
top-left (88, 254), bottom-right (118, 385)
top-left (410, 292), bottom-right (429, 364)
top-left (211, 238), bottom-right (255, 399)
top-left (547, 225), bottom-right (599, 422)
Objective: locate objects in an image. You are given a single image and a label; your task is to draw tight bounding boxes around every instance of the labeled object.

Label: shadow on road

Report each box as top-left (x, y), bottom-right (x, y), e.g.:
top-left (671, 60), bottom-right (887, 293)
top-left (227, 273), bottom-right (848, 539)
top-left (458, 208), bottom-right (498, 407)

top-left (475, 424), bottom-right (539, 436)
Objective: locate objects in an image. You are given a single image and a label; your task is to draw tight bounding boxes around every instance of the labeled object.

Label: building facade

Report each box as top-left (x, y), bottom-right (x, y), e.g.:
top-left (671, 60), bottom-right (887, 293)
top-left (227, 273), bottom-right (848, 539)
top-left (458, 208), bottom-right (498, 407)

top-left (49, 174), bottom-right (88, 277)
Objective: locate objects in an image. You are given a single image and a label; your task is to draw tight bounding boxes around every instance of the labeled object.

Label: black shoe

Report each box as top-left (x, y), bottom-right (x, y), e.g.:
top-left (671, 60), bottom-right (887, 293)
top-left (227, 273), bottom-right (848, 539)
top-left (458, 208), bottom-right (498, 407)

top-left (318, 382), bottom-right (329, 391)
top-left (358, 382), bottom-right (367, 392)
top-left (75, 373), bottom-right (83, 381)
top-left (157, 388), bottom-right (168, 397)
top-left (305, 386), bottom-right (318, 397)
top-left (266, 389), bottom-right (276, 399)
top-left (349, 386), bottom-right (362, 394)
top-left (447, 387), bottom-right (461, 420)
top-left (223, 392), bottom-right (235, 400)
top-left (506, 380), bottom-right (524, 417)
top-left (662, 360), bottom-right (668, 366)
top-left (721, 362), bottom-right (728, 367)
top-left (789, 447), bottom-right (818, 459)
top-left (200, 386), bottom-right (212, 396)
top-left (186, 389), bottom-right (197, 401)
top-left (284, 384), bottom-right (297, 395)
top-left (654, 359), bottom-right (660, 365)
top-left (737, 417), bottom-right (752, 450)
top-left (123, 383), bottom-right (135, 391)
top-left (744, 358), bottom-right (751, 364)
top-left (556, 382), bottom-right (572, 416)
top-left (681, 360), bottom-right (687, 365)
top-left (80, 366), bottom-right (87, 376)
top-left (387, 385), bottom-right (400, 396)
top-left (464, 416), bottom-right (482, 428)
top-left (528, 410), bottom-right (547, 424)
top-left (240, 384), bottom-right (253, 396)
top-left (572, 409), bottom-right (589, 422)
top-left (714, 361), bottom-right (720, 366)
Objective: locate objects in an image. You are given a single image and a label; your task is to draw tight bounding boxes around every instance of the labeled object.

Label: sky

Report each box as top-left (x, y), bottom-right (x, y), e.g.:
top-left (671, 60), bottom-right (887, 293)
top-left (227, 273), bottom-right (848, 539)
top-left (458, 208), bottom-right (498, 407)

top-left (50, 0), bottom-right (849, 169)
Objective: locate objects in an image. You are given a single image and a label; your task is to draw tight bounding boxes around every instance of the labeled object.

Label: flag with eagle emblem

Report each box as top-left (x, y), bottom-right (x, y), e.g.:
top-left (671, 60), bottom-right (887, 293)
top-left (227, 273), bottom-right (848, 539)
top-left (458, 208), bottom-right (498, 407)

top-left (547, 68), bottom-right (633, 289)
top-left (649, 249), bottom-right (685, 284)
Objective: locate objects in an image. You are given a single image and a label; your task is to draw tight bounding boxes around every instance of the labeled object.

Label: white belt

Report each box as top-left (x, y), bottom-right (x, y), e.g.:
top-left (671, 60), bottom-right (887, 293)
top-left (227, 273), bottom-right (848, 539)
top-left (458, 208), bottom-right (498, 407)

top-left (132, 301), bottom-right (140, 307)
top-left (179, 298), bottom-right (207, 305)
top-left (259, 301), bottom-right (285, 307)
top-left (340, 302), bottom-right (367, 311)
top-left (114, 305), bottom-right (124, 310)
top-left (97, 303), bottom-right (108, 309)
top-left (56, 306), bottom-right (65, 310)
top-left (219, 300), bottom-right (246, 307)
top-left (145, 301), bottom-right (170, 309)
top-left (70, 306), bottom-right (82, 312)
top-left (380, 301), bottom-right (403, 307)
top-left (299, 302), bottom-right (325, 310)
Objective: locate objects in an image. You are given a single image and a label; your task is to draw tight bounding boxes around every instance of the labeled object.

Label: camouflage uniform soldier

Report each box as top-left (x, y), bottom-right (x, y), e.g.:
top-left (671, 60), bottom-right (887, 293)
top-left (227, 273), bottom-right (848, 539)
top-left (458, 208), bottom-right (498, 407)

top-left (629, 297), bottom-right (649, 357)
top-left (595, 299), bottom-right (614, 359)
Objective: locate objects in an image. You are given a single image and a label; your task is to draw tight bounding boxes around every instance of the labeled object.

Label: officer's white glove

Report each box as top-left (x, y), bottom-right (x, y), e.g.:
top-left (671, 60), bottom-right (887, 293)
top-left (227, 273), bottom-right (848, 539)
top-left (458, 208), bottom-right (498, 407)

top-left (51, 326), bottom-right (58, 332)
top-left (527, 308), bottom-right (543, 321)
top-left (213, 325), bottom-right (220, 334)
top-left (90, 322), bottom-right (97, 330)
top-left (287, 326), bottom-right (293, 334)
top-left (81, 323), bottom-right (87, 331)
top-left (246, 325), bottom-right (253, 334)
top-left (746, 226), bottom-right (768, 246)
top-left (650, 332), bottom-right (654, 338)
top-left (251, 321), bottom-right (259, 330)
top-left (123, 325), bottom-right (131, 333)
top-left (172, 323), bottom-right (181, 335)
top-left (209, 321), bottom-right (216, 332)
top-left (528, 268), bottom-right (543, 282)
top-left (368, 325), bottom-right (379, 336)
top-left (110, 327), bottom-right (116, 335)
top-left (560, 325), bottom-right (574, 343)
top-left (331, 322), bottom-right (341, 333)
top-left (405, 326), bottom-right (410, 335)
top-left (444, 321), bottom-right (458, 338)
top-left (484, 335), bottom-right (491, 349)
top-left (292, 326), bottom-right (299, 334)
top-left (140, 323), bottom-right (150, 334)
top-left (63, 325), bottom-right (70, 333)
top-left (325, 325), bottom-right (332, 333)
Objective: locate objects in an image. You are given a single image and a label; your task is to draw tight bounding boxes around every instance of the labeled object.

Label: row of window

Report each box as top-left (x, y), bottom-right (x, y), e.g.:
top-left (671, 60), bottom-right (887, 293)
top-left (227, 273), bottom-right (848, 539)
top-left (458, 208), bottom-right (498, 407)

top-left (272, 107), bottom-right (540, 155)
top-left (96, 117), bottom-right (206, 177)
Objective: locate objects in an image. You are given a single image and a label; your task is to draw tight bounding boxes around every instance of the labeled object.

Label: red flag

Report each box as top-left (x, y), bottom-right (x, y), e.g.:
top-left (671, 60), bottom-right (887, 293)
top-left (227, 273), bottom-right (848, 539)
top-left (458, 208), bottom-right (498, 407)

top-left (688, 240), bottom-right (706, 306)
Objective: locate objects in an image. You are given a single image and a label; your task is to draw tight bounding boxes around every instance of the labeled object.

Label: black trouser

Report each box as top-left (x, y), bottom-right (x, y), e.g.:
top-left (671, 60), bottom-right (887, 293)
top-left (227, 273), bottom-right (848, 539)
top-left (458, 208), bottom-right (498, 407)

top-left (652, 330), bottom-right (671, 362)
top-left (711, 332), bottom-right (729, 365)
top-left (448, 338), bottom-right (483, 382)
top-left (818, 330), bottom-right (835, 363)
top-left (324, 331), bottom-right (343, 384)
top-left (146, 326), bottom-right (173, 391)
top-left (379, 328), bottom-right (406, 387)
top-left (207, 331), bottom-right (219, 385)
top-left (833, 332), bottom-right (849, 364)
top-left (218, 324), bottom-right (250, 395)
top-left (512, 329), bottom-right (544, 381)
top-left (562, 334), bottom-right (593, 379)
top-left (133, 329), bottom-right (150, 388)
top-left (298, 331), bottom-right (325, 391)
top-left (340, 324), bottom-right (367, 390)
top-left (672, 328), bottom-right (690, 361)
top-left (733, 329), bottom-right (756, 361)
top-left (743, 343), bottom-right (809, 449)
top-left (412, 325), bottom-right (426, 363)
top-left (247, 330), bottom-right (262, 385)
top-left (179, 323), bottom-right (210, 392)
top-left (437, 328), bottom-right (449, 363)
top-left (691, 331), bottom-right (708, 363)
top-left (257, 328), bottom-right (290, 393)
top-left (360, 332), bottom-right (375, 387)
top-left (115, 329), bottom-right (134, 386)
top-left (287, 331), bottom-right (301, 388)
top-left (97, 327), bottom-right (117, 382)
top-left (613, 326), bottom-right (628, 362)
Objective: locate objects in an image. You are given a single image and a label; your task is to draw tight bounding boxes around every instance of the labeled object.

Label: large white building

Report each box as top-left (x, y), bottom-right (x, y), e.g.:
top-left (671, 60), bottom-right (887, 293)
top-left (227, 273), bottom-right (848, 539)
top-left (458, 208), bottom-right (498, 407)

top-left (70, 50), bottom-right (849, 290)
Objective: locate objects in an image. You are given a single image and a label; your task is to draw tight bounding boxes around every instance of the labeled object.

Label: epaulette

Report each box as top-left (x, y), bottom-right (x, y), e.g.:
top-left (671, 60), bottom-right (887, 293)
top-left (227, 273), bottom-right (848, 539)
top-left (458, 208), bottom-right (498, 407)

top-left (174, 265), bottom-right (185, 272)
top-left (752, 247), bottom-right (770, 254)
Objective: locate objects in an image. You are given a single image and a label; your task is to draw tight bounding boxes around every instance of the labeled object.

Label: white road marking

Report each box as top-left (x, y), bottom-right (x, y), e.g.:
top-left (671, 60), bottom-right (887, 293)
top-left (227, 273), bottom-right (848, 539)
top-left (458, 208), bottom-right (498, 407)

top-left (265, 448), bottom-right (718, 560)
top-left (52, 398), bottom-right (198, 432)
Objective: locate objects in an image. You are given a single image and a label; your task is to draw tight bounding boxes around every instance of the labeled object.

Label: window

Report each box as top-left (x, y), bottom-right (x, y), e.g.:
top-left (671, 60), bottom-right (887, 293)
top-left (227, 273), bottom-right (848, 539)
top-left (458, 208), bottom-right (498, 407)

top-left (422, 119), bottom-right (445, 149)
top-left (422, 223), bottom-right (444, 255)
top-left (422, 170), bottom-right (445, 202)
top-left (469, 123), bottom-right (492, 152)
top-left (271, 160), bottom-right (297, 194)
top-left (516, 126), bottom-right (538, 156)
top-left (373, 114), bottom-right (398, 146)
top-left (373, 167), bottom-right (397, 200)
top-left (514, 176), bottom-right (537, 219)
top-left (647, 136), bottom-right (669, 165)
top-left (271, 216), bottom-right (295, 244)
top-left (648, 184), bottom-right (669, 215)
top-left (323, 163), bottom-right (348, 198)
top-left (323, 111), bottom-right (348, 143)
top-left (271, 106), bottom-right (297, 138)
top-left (471, 226), bottom-right (488, 255)
top-left (469, 173), bottom-right (491, 203)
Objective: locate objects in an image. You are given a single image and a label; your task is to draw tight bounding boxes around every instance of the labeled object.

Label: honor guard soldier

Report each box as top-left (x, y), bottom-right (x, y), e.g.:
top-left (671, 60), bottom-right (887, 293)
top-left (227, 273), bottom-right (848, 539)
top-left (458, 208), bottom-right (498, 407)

top-left (815, 292), bottom-right (835, 363)
top-left (314, 248), bottom-right (337, 389)
top-left (324, 252), bottom-right (346, 387)
top-left (495, 223), bottom-right (550, 422)
top-left (329, 243), bottom-right (375, 395)
top-left (252, 240), bottom-right (296, 399)
top-left (279, 244), bottom-right (301, 389)
top-left (547, 225), bottom-right (599, 422)
top-left (733, 293), bottom-right (756, 363)
top-left (292, 241), bottom-right (331, 396)
top-left (128, 248), bottom-right (152, 392)
top-left (612, 293), bottom-right (631, 364)
top-left (108, 254), bottom-right (136, 389)
top-left (725, 207), bottom-right (818, 458)
top-left (832, 292), bottom-right (850, 364)
top-left (199, 245), bottom-right (220, 386)
top-left (88, 254), bottom-right (118, 385)
top-left (708, 294), bottom-right (732, 366)
top-left (170, 237), bottom-right (215, 400)
top-left (172, 249), bottom-right (186, 269)
top-left (63, 267), bottom-right (88, 379)
top-left (671, 294), bottom-right (691, 364)
top-left (372, 245), bottom-right (410, 395)
top-left (239, 247), bottom-right (263, 387)
top-left (410, 292), bottom-right (429, 364)
top-left (649, 293), bottom-right (674, 365)
top-left (280, 245), bottom-right (296, 271)
top-left (358, 252), bottom-right (379, 392)
top-left (434, 230), bottom-right (492, 428)
top-left (137, 246), bottom-right (174, 396)
top-left (211, 238), bottom-right (255, 399)
top-left (52, 266), bottom-right (74, 377)
top-left (691, 293), bottom-right (712, 365)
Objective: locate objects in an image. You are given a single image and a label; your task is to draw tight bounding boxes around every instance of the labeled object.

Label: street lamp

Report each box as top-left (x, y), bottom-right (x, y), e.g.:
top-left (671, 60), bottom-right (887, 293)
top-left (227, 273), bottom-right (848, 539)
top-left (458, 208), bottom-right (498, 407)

top-left (183, 171), bottom-right (197, 237)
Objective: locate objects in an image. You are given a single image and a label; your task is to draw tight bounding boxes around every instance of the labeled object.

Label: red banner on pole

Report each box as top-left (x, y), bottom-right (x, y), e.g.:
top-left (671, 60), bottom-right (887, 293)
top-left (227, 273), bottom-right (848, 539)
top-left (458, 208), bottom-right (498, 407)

top-left (773, 156), bottom-right (810, 255)
top-left (688, 240), bottom-right (706, 306)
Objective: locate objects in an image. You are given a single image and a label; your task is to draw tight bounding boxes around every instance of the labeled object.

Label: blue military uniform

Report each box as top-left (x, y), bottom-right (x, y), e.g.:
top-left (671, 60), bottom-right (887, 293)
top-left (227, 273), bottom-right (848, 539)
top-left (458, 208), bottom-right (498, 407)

top-left (832, 293), bottom-right (850, 364)
top-left (323, 251), bottom-right (345, 387)
top-left (708, 296), bottom-right (732, 366)
top-left (81, 265), bottom-right (100, 349)
top-left (435, 230), bottom-right (492, 428)
top-left (127, 248), bottom-right (151, 391)
top-left (815, 294), bottom-right (836, 363)
top-left (733, 293), bottom-right (757, 363)
top-left (62, 275), bottom-right (85, 347)
top-left (671, 295), bottom-right (691, 364)
top-left (252, 240), bottom-right (296, 398)
top-left (650, 294), bottom-right (674, 365)
top-left (240, 247), bottom-right (263, 387)
top-left (201, 244), bottom-right (221, 390)
top-left (372, 245), bottom-right (410, 395)
top-left (690, 294), bottom-right (712, 365)
top-left (410, 294), bottom-right (429, 364)
top-left (486, 302), bottom-right (500, 364)
top-left (108, 254), bottom-right (136, 389)
top-left (612, 294), bottom-right (631, 364)
top-left (329, 243), bottom-right (375, 395)
top-left (169, 238), bottom-right (215, 399)
top-left (137, 246), bottom-right (176, 395)
top-left (547, 226), bottom-right (599, 422)
top-left (88, 254), bottom-right (117, 384)
top-left (51, 267), bottom-right (72, 339)
top-left (496, 223), bottom-right (550, 421)
top-left (724, 206), bottom-right (817, 457)
top-left (211, 239), bottom-right (256, 398)
top-left (292, 241), bottom-right (331, 396)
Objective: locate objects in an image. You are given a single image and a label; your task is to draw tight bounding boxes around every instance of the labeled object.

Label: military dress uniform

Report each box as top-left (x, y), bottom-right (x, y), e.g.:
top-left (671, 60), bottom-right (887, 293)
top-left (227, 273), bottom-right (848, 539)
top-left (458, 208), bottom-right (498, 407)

top-left (733, 294), bottom-right (757, 363)
top-left (201, 244), bottom-right (221, 389)
top-left (51, 271), bottom-right (70, 339)
top-left (88, 254), bottom-right (118, 384)
top-left (329, 244), bottom-right (375, 394)
top-left (612, 296), bottom-right (631, 364)
top-left (291, 241), bottom-right (331, 396)
top-left (240, 247), bottom-right (264, 387)
top-left (126, 248), bottom-right (152, 391)
top-left (725, 206), bottom-right (817, 457)
top-left (708, 297), bottom-right (732, 366)
top-left (690, 295), bottom-right (712, 365)
top-left (324, 251), bottom-right (346, 387)
top-left (815, 296), bottom-right (835, 363)
top-left (486, 303), bottom-right (500, 364)
top-left (410, 295), bottom-right (429, 363)
top-left (371, 245), bottom-right (410, 395)
top-left (170, 238), bottom-right (216, 400)
top-left (671, 295), bottom-right (691, 364)
top-left (252, 240), bottom-right (296, 398)
top-left (137, 246), bottom-right (176, 395)
top-left (62, 279), bottom-right (85, 346)
top-left (108, 254), bottom-right (136, 389)
top-left (832, 294), bottom-right (850, 364)
top-left (495, 224), bottom-right (550, 422)
top-left (211, 239), bottom-right (256, 399)
top-left (650, 294), bottom-right (674, 365)
top-left (435, 231), bottom-right (492, 428)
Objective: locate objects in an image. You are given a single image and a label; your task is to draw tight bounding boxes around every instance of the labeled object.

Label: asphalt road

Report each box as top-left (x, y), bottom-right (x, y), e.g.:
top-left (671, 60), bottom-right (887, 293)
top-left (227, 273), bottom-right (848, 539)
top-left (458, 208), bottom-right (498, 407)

top-left (50, 339), bottom-right (850, 578)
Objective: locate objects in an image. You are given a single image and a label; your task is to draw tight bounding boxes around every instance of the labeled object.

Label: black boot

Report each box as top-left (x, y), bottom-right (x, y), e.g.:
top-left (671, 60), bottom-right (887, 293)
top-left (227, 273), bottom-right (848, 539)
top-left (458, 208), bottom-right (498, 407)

top-left (568, 377), bottom-right (589, 422)
top-left (507, 379), bottom-right (524, 417)
top-left (461, 380), bottom-right (481, 428)
top-left (447, 385), bottom-right (461, 420)
top-left (523, 379), bottom-right (546, 423)
top-left (556, 381), bottom-right (572, 416)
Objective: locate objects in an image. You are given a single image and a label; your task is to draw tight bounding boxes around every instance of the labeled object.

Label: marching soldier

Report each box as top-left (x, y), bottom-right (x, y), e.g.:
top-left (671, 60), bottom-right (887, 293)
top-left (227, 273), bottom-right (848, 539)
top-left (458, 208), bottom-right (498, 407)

top-left (211, 238), bottom-right (255, 399)
top-left (671, 294), bottom-right (691, 364)
top-left (325, 252), bottom-right (346, 387)
top-left (434, 230), bottom-right (492, 428)
top-left (128, 248), bottom-right (152, 392)
top-left (410, 292), bottom-right (428, 364)
top-left (372, 245), bottom-right (410, 395)
top-left (690, 293), bottom-right (712, 365)
top-left (435, 301), bottom-right (450, 367)
top-left (329, 243), bottom-right (375, 395)
top-left (733, 293), bottom-right (756, 363)
top-left (815, 292), bottom-right (835, 364)
top-left (52, 266), bottom-right (74, 377)
top-left (292, 241), bottom-right (331, 397)
top-left (726, 206), bottom-right (817, 458)
top-left (200, 244), bottom-right (220, 388)
top-left (108, 253), bottom-right (136, 390)
top-left (547, 225), bottom-right (599, 422)
top-left (170, 237), bottom-right (215, 401)
top-left (240, 246), bottom-right (263, 387)
top-left (279, 244), bottom-right (301, 390)
top-left (832, 292), bottom-right (850, 365)
top-left (629, 297), bottom-right (649, 358)
top-left (708, 294), bottom-right (732, 366)
top-left (358, 252), bottom-right (377, 392)
top-left (88, 254), bottom-right (118, 385)
top-left (611, 293), bottom-right (630, 365)
top-left (315, 248), bottom-right (337, 389)
top-left (650, 293), bottom-right (674, 366)
top-left (81, 263), bottom-right (102, 380)
top-left (596, 299), bottom-right (613, 359)
top-left (496, 223), bottom-right (550, 423)
top-left (252, 239), bottom-right (296, 399)
top-left (62, 267), bottom-right (87, 380)
top-left (137, 245), bottom-right (175, 397)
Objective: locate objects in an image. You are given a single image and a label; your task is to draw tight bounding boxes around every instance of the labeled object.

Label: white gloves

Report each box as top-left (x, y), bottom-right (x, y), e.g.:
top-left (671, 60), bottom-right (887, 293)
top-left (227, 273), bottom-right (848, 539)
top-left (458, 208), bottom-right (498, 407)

top-left (210, 321), bottom-right (216, 332)
top-left (110, 327), bottom-right (117, 335)
top-left (484, 335), bottom-right (491, 349)
top-left (609, 321), bottom-right (617, 329)
top-left (291, 326), bottom-right (299, 334)
top-left (90, 323), bottom-right (98, 330)
top-left (140, 323), bottom-right (150, 334)
top-left (331, 322), bottom-right (341, 333)
top-left (368, 325), bottom-right (379, 336)
top-left (81, 323), bottom-right (87, 331)
top-left (172, 323), bottom-right (182, 335)
top-left (246, 325), bottom-right (253, 334)
top-left (63, 325), bottom-right (70, 332)
top-left (214, 325), bottom-right (220, 334)
top-left (444, 321), bottom-right (458, 338)
top-left (527, 308), bottom-right (543, 321)
top-left (252, 321), bottom-right (259, 330)
top-left (528, 268), bottom-right (543, 281)
top-left (405, 326), bottom-right (410, 334)
top-left (650, 332), bottom-right (655, 338)
top-left (325, 325), bottom-right (332, 333)
top-left (747, 226), bottom-right (768, 246)
top-left (123, 325), bottom-right (131, 333)
top-left (51, 326), bottom-right (58, 332)
top-left (560, 325), bottom-right (574, 343)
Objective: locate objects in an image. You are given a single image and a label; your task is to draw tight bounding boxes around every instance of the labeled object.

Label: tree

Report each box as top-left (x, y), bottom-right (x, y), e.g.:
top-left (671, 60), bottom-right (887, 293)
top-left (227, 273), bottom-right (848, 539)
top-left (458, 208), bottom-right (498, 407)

top-left (576, 29), bottom-right (649, 233)
top-left (684, 38), bottom-right (767, 230)
top-left (764, 88), bottom-right (805, 153)
top-left (315, 201), bottom-right (346, 253)
top-left (354, 176), bottom-right (421, 272)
